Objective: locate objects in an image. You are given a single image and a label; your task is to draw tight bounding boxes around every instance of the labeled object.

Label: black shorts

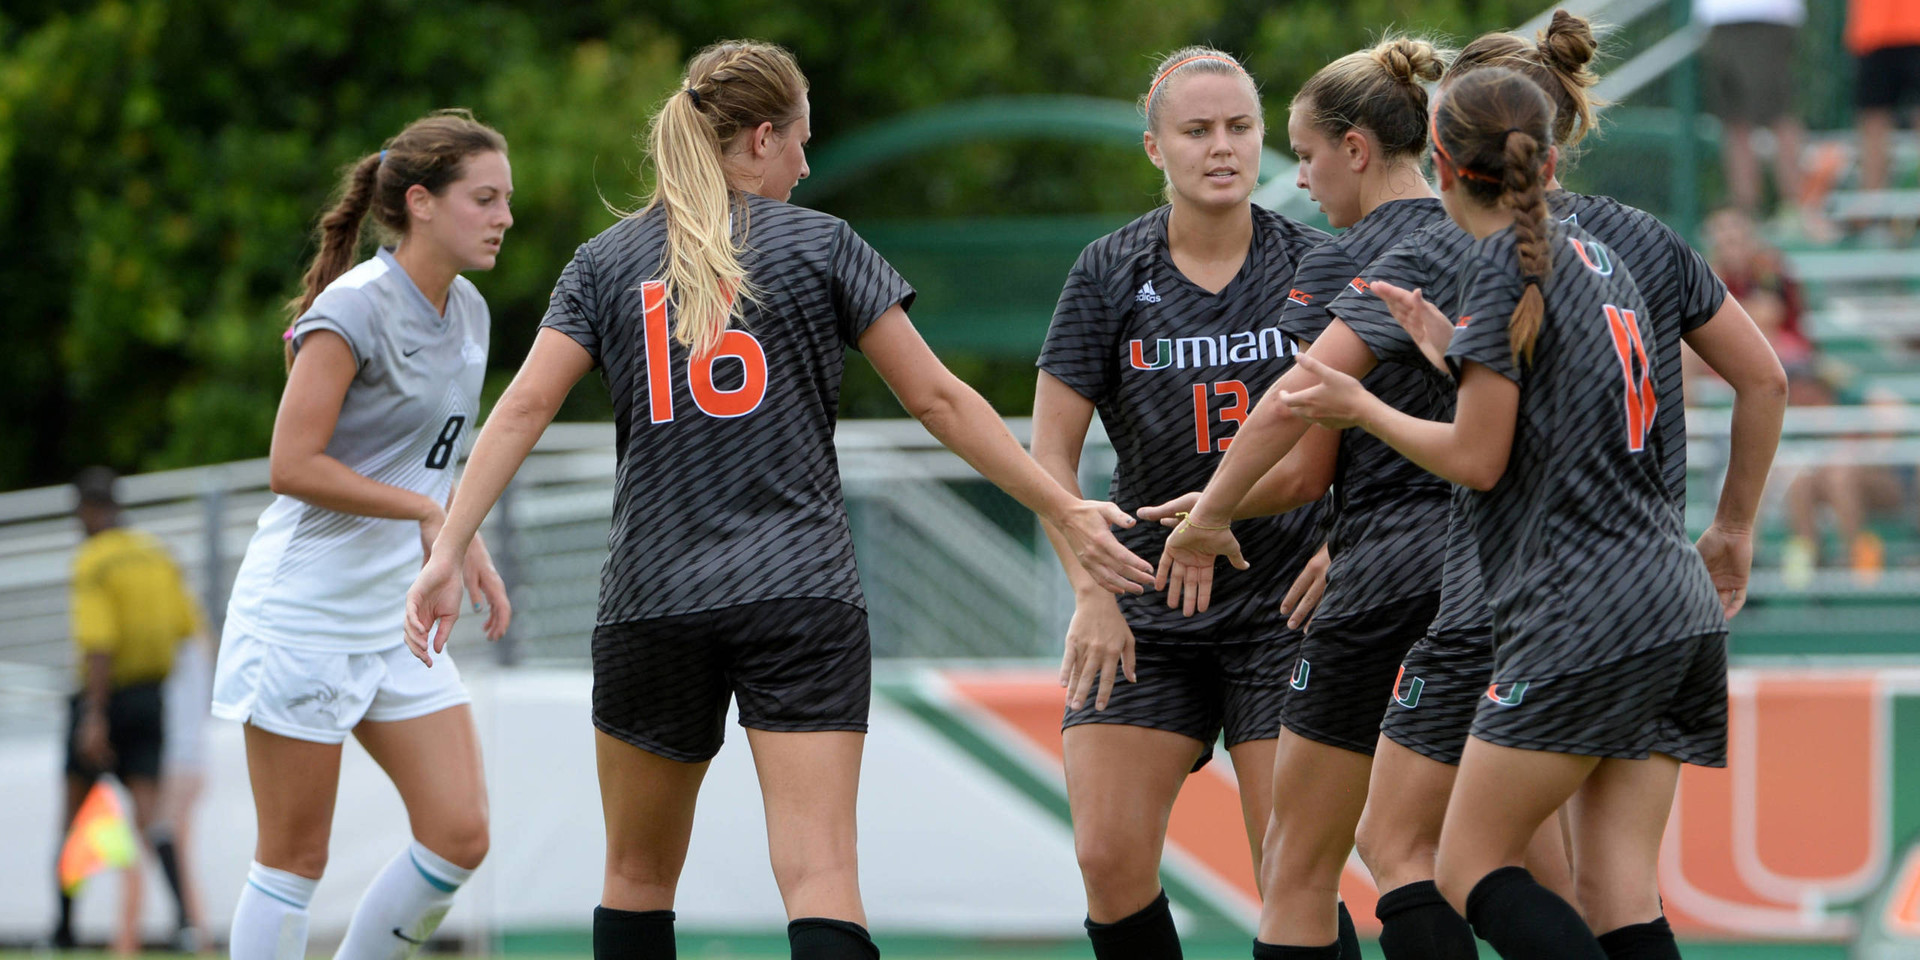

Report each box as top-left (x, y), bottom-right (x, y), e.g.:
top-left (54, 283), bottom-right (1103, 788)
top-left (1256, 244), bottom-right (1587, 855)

top-left (591, 598), bottom-right (871, 763)
top-left (1061, 635), bottom-right (1297, 770)
top-left (1858, 44), bottom-right (1920, 111)
top-left (65, 683), bottom-right (165, 781)
top-left (1470, 632), bottom-right (1729, 767)
top-left (1704, 22), bottom-right (1797, 124)
top-left (1378, 627), bottom-right (1493, 767)
top-left (1281, 592), bottom-right (1441, 756)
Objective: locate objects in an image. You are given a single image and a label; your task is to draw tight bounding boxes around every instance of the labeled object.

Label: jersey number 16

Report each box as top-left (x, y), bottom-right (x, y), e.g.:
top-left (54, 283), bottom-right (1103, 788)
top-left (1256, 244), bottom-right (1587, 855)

top-left (642, 281), bottom-right (770, 423)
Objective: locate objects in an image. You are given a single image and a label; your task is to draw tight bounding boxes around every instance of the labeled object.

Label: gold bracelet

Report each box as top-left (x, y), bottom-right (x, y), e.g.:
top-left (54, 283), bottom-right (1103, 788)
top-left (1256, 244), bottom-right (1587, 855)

top-left (1174, 511), bottom-right (1232, 531)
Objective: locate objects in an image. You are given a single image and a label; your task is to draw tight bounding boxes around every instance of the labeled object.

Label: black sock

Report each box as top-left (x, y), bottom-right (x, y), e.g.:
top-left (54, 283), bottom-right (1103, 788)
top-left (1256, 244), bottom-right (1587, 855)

top-left (53, 890), bottom-right (75, 948)
top-left (1596, 916), bottom-right (1680, 960)
top-left (1374, 880), bottom-right (1476, 960)
top-left (1336, 902), bottom-right (1360, 959)
top-left (1464, 866), bottom-right (1605, 960)
top-left (1251, 940), bottom-right (1341, 959)
top-left (1086, 890), bottom-right (1181, 960)
top-left (149, 832), bottom-right (189, 930)
top-left (789, 917), bottom-right (879, 960)
top-left (593, 906), bottom-right (676, 960)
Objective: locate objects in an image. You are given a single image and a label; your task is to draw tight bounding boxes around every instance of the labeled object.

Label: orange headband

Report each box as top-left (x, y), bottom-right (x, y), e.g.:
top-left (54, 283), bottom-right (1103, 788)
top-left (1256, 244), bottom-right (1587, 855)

top-left (1146, 55), bottom-right (1245, 115)
top-left (1429, 111), bottom-right (1505, 185)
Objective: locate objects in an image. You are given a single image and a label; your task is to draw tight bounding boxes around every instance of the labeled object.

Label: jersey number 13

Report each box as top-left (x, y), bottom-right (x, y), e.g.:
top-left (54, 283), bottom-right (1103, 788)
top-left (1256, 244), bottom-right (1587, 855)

top-left (642, 280), bottom-right (770, 423)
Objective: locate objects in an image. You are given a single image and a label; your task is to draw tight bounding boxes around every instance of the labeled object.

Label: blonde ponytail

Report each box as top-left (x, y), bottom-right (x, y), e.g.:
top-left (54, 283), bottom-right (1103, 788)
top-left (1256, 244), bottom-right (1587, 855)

top-left (640, 41), bottom-right (808, 356)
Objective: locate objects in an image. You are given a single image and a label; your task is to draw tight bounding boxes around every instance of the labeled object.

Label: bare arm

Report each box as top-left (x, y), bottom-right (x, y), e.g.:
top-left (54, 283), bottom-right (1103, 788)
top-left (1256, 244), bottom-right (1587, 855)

top-left (1682, 297), bottom-right (1789, 616)
top-left (1284, 355), bottom-right (1519, 491)
top-left (269, 331), bottom-right (445, 525)
top-left (1032, 372), bottom-right (1139, 709)
top-left (407, 329), bottom-right (593, 662)
top-left (860, 307), bottom-right (1153, 593)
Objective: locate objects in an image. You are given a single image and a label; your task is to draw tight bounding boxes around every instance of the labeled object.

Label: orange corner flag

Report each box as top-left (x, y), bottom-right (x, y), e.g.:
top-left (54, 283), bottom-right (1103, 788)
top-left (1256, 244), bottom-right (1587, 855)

top-left (59, 781), bottom-right (137, 895)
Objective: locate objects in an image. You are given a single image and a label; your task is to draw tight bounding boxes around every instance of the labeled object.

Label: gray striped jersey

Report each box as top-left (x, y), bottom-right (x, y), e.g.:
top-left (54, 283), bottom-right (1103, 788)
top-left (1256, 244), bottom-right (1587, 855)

top-left (225, 247), bottom-right (489, 651)
top-left (1445, 219), bottom-right (1724, 677)
top-left (1038, 205), bottom-right (1330, 642)
top-left (1275, 197), bottom-right (1453, 618)
top-left (1336, 193), bottom-right (1728, 639)
top-left (540, 194), bottom-right (912, 625)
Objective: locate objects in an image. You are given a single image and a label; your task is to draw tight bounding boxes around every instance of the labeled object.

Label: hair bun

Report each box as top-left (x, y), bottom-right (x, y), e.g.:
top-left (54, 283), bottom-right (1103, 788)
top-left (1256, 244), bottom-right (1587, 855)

top-left (1538, 9), bottom-right (1598, 74)
top-left (1373, 36), bottom-right (1446, 85)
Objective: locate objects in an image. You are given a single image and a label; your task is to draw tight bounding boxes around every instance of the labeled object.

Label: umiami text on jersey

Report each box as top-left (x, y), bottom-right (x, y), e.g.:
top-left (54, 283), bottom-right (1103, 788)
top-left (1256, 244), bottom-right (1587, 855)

top-left (1129, 327), bottom-right (1297, 371)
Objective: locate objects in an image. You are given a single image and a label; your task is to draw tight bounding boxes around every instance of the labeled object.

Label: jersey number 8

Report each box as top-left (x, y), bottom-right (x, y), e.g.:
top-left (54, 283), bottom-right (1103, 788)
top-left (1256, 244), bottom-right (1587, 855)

top-left (424, 415), bottom-right (466, 470)
top-left (641, 280), bottom-right (770, 423)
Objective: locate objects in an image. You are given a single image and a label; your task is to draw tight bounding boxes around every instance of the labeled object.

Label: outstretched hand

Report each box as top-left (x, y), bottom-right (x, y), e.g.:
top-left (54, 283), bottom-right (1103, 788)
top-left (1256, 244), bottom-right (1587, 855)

top-left (1059, 500), bottom-right (1157, 594)
top-left (1156, 518), bottom-right (1248, 616)
top-left (1139, 491), bottom-right (1201, 528)
top-left (1371, 280), bottom-right (1455, 374)
top-left (404, 553), bottom-right (464, 667)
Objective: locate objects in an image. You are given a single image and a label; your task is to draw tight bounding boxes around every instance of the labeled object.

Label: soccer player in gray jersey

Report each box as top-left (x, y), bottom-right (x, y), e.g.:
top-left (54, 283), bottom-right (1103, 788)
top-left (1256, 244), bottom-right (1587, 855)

top-left (211, 111), bottom-right (514, 960)
top-left (1309, 20), bottom-right (1782, 960)
top-left (1146, 38), bottom-right (1458, 960)
top-left (1032, 47), bottom-right (1334, 960)
top-left (1279, 68), bottom-right (1782, 959)
top-left (402, 42), bottom-right (1152, 960)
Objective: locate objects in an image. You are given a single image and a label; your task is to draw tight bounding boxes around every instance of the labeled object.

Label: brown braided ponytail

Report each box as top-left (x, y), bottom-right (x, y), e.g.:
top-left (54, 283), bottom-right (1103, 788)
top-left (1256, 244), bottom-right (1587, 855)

top-left (1431, 67), bottom-right (1556, 363)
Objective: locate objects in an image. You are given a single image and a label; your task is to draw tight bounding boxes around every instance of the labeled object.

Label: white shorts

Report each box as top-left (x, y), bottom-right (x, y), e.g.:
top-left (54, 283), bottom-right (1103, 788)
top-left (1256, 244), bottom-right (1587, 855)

top-left (210, 631), bottom-right (470, 744)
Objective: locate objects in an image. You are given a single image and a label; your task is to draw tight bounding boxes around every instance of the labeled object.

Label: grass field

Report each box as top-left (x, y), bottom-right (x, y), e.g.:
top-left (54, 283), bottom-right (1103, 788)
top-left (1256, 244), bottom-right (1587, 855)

top-left (0, 935), bottom-right (1855, 960)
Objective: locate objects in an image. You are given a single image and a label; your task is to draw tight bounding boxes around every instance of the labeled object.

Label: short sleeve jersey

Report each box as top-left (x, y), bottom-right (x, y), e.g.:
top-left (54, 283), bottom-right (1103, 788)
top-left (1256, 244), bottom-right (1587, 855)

top-left (1342, 194), bottom-right (1729, 640)
top-left (226, 248), bottom-right (489, 652)
top-left (1274, 198), bottom-right (1453, 618)
top-left (1444, 220), bottom-right (1725, 676)
top-left (540, 193), bottom-right (913, 625)
top-left (72, 528), bottom-right (203, 688)
top-left (1038, 205), bottom-right (1330, 642)
top-left (1326, 218), bottom-right (1483, 634)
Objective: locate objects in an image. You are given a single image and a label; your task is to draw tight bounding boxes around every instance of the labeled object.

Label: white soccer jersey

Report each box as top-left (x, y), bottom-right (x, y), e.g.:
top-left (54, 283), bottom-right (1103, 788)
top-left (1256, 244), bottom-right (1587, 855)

top-left (225, 248), bottom-right (489, 652)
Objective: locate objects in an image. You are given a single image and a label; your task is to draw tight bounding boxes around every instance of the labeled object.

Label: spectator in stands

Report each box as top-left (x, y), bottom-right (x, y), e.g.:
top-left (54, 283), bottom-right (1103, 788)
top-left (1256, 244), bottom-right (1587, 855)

top-left (1698, 0), bottom-right (1820, 229)
top-left (55, 467), bottom-right (202, 953)
top-left (1849, 0), bottom-right (1920, 194)
top-left (1785, 387), bottom-right (1914, 585)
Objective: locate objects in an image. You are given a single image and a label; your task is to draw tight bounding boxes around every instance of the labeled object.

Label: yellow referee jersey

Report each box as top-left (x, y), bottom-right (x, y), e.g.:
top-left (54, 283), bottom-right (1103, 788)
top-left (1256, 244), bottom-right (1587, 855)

top-left (71, 527), bottom-right (203, 689)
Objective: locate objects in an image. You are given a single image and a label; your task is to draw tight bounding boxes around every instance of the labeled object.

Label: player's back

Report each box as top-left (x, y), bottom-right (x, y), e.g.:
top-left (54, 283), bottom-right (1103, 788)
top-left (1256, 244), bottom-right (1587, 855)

top-left (1446, 220), bottom-right (1722, 672)
top-left (542, 194), bottom-right (913, 623)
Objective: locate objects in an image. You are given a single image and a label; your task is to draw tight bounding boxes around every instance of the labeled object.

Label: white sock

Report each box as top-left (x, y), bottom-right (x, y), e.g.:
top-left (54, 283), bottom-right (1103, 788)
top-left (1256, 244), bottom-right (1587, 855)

top-left (230, 862), bottom-right (318, 960)
top-left (334, 841), bottom-right (476, 960)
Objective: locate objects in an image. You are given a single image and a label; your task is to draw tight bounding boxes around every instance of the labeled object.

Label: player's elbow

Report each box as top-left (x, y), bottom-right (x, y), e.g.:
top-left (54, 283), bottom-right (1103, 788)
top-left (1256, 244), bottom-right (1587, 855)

top-left (1736, 353), bottom-right (1790, 406)
top-left (1459, 458), bottom-right (1507, 492)
top-left (267, 456), bottom-right (312, 499)
top-left (901, 374), bottom-right (970, 434)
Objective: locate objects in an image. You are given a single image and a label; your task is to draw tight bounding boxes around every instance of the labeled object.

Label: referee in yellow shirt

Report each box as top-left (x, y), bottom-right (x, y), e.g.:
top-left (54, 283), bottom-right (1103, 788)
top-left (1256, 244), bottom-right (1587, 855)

top-left (55, 467), bottom-right (201, 951)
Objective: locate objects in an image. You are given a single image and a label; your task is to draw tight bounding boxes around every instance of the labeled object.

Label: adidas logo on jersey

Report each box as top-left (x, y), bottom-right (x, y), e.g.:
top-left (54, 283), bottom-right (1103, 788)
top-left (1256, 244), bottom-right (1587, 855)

top-left (1127, 325), bottom-right (1297, 371)
top-left (1135, 281), bottom-right (1162, 303)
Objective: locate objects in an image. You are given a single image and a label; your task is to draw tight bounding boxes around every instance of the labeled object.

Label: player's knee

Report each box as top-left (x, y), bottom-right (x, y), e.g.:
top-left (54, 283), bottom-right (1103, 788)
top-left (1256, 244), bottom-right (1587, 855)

top-left (1073, 830), bottom-right (1155, 889)
top-left (1573, 865), bottom-right (1659, 931)
top-left (604, 844), bottom-right (681, 896)
top-left (1355, 813), bottom-right (1433, 887)
top-left (258, 842), bottom-right (329, 880)
top-left (424, 815), bottom-right (489, 871)
top-left (1432, 854), bottom-right (1484, 916)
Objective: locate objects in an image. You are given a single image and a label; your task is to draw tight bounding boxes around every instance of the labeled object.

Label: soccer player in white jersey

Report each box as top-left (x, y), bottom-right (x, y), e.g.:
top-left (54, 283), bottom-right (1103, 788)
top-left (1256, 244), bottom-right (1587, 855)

top-left (210, 109), bottom-right (514, 960)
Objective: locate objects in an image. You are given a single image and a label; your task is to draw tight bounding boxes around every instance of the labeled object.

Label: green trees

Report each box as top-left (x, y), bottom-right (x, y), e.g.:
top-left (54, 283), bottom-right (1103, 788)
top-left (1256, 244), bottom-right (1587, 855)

top-left (1, 0), bottom-right (1538, 489)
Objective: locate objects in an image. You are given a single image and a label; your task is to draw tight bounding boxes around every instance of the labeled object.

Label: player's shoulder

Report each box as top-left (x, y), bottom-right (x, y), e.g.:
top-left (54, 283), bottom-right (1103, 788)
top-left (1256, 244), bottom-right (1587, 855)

top-left (307, 257), bottom-right (386, 318)
top-left (1552, 191), bottom-right (1668, 245)
top-left (1253, 204), bottom-right (1332, 257)
top-left (1078, 206), bottom-right (1169, 272)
